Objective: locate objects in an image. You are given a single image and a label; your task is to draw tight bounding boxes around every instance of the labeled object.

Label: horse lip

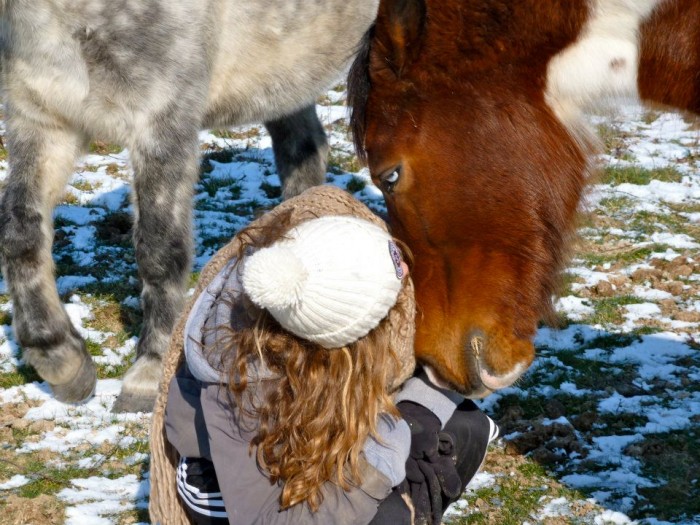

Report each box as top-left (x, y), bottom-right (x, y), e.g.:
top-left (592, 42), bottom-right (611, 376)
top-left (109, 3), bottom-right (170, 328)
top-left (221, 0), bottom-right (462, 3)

top-left (478, 363), bottom-right (525, 391)
top-left (423, 364), bottom-right (492, 399)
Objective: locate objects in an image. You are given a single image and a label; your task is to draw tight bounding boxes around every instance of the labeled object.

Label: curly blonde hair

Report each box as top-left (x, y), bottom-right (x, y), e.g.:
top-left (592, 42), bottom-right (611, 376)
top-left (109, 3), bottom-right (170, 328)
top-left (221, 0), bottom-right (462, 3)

top-left (207, 211), bottom-right (413, 512)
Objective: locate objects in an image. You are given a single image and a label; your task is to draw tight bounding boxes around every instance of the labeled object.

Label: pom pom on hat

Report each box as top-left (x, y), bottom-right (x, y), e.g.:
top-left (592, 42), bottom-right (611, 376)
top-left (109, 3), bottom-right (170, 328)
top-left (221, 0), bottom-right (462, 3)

top-left (241, 215), bottom-right (405, 348)
top-left (242, 246), bottom-right (308, 310)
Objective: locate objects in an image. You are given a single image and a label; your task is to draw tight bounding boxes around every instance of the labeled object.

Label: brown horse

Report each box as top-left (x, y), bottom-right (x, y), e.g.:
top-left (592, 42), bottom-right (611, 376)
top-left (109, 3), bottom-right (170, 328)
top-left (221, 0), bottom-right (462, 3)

top-left (349, 0), bottom-right (700, 398)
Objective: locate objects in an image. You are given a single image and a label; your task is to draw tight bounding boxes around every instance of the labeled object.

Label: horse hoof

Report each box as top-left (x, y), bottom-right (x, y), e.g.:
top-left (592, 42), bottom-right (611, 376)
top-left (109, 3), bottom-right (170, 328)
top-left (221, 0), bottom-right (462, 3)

top-left (111, 355), bottom-right (162, 413)
top-left (23, 336), bottom-right (97, 404)
top-left (112, 390), bottom-right (157, 414)
top-left (50, 355), bottom-right (98, 404)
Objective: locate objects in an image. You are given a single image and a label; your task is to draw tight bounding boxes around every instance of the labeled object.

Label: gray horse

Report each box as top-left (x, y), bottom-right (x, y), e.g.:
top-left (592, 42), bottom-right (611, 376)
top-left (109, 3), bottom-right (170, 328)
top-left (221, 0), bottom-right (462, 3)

top-left (0, 0), bottom-right (378, 412)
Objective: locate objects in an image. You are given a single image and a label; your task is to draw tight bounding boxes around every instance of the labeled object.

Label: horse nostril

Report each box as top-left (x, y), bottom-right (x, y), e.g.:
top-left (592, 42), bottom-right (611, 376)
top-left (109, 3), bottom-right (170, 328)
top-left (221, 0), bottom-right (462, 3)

top-left (466, 330), bottom-right (488, 390)
top-left (467, 329), bottom-right (487, 363)
top-left (470, 334), bottom-right (484, 359)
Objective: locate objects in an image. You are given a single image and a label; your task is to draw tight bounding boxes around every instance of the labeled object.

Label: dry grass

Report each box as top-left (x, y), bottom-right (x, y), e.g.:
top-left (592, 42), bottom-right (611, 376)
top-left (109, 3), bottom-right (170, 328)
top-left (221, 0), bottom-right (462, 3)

top-left (3, 494), bottom-right (66, 525)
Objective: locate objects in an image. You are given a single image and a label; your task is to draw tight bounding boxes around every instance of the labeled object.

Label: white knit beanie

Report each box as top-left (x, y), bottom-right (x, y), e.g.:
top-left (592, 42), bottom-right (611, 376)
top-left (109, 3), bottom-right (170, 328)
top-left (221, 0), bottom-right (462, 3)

top-left (240, 215), bottom-right (405, 348)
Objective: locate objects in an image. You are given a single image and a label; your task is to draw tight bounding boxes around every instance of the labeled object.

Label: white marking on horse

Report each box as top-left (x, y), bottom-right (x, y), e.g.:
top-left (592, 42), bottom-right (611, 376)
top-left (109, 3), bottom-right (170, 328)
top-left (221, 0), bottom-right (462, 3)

top-left (545, 0), bottom-right (663, 126)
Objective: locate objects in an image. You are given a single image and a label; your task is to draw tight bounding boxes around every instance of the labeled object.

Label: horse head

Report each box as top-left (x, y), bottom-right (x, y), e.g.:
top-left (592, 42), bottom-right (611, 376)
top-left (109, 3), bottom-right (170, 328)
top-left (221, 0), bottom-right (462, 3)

top-left (350, 0), bottom-right (593, 397)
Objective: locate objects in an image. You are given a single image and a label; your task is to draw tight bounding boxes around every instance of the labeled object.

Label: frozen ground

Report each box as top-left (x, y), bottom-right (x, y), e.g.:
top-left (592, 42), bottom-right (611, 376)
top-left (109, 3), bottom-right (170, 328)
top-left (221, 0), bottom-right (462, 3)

top-left (0, 89), bottom-right (698, 524)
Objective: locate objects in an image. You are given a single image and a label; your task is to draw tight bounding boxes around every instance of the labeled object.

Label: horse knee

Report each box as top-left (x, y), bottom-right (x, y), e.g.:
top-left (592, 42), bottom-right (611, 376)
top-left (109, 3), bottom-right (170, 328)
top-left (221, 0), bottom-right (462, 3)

top-left (279, 139), bottom-right (329, 199)
top-left (134, 234), bottom-right (191, 285)
top-left (0, 202), bottom-right (45, 261)
top-left (266, 105), bottom-right (329, 198)
top-left (132, 163), bottom-right (195, 284)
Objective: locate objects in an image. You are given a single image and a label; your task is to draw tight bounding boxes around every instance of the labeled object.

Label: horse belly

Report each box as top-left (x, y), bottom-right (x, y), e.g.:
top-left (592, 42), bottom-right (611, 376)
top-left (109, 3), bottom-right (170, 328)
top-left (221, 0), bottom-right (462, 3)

top-left (203, 0), bottom-right (378, 127)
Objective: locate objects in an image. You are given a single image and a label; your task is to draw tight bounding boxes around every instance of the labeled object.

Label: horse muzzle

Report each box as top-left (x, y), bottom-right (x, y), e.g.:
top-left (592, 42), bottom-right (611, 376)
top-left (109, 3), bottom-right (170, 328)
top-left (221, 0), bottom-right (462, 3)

top-left (436, 330), bottom-right (529, 399)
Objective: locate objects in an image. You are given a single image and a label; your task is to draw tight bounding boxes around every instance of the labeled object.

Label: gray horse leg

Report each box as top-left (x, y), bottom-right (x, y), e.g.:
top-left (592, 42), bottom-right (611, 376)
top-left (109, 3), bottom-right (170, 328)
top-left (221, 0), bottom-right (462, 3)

top-left (265, 104), bottom-right (329, 199)
top-left (111, 115), bottom-right (199, 414)
top-left (0, 122), bottom-right (96, 403)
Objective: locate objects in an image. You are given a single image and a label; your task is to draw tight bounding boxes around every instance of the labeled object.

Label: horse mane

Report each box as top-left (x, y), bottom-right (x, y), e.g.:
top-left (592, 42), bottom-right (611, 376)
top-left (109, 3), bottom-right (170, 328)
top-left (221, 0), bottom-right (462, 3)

top-left (347, 26), bottom-right (373, 164)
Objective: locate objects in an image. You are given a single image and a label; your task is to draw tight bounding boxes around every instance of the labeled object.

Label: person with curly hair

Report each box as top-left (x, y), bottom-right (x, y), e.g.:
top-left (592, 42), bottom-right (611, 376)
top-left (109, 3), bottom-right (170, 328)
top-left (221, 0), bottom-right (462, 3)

top-left (150, 186), bottom-right (497, 525)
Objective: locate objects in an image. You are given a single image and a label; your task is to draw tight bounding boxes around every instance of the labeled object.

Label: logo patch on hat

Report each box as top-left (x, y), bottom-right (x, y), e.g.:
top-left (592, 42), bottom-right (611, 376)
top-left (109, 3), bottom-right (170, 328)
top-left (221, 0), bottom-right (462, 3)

top-left (388, 240), bottom-right (404, 279)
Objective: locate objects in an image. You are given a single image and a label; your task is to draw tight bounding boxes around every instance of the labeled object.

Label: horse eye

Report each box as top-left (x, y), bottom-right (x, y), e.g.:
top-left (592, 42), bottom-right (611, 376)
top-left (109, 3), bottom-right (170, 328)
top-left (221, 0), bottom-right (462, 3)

top-left (380, 167), bottom-right (401, 193)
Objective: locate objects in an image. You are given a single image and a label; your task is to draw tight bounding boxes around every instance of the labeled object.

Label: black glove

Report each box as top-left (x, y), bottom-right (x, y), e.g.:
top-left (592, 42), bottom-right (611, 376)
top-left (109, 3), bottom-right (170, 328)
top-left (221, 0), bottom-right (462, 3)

top-left (434, 432), bottom-right (465, 500)
top-left (398, 401), bottom-right (441, 459)
top-left (397, 402), bottom-right (463, 525)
